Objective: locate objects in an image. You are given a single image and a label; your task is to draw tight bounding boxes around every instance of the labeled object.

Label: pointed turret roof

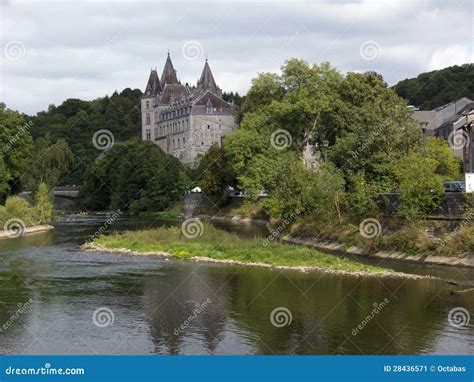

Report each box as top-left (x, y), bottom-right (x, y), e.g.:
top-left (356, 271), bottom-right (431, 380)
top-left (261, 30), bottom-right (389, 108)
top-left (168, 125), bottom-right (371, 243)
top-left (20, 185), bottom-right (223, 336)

top-left (197, 59), bottom-right (219, 93)
top-left (160, 53), bottom-right (179, 88)
top-left (144, 69), bottom-right (161, 97)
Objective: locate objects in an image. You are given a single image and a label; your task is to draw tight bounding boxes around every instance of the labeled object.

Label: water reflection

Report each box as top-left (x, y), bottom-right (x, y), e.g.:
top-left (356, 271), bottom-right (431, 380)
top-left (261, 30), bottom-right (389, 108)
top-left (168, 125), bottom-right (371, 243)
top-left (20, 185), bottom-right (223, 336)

top-left (0, 216), bottom-right (472, 355)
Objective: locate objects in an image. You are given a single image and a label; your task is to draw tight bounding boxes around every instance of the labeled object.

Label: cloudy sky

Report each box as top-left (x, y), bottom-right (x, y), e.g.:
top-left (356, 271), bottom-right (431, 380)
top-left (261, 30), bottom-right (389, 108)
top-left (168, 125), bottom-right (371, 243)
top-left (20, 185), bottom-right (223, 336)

top-left (0, 0), bottom-right (472, 114)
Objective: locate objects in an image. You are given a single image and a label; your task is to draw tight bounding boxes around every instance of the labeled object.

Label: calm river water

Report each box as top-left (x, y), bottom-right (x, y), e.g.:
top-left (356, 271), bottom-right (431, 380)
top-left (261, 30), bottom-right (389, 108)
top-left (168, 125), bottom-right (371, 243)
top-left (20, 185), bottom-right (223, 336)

top-left (0, 216), bottom-right (472, 355)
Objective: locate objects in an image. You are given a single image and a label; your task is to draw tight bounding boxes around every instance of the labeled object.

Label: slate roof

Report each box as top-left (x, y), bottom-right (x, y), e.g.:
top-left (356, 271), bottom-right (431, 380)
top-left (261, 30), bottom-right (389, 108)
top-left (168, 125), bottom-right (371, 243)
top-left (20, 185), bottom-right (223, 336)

top-left (144, 69), bottom-right (161, 97)
top-left (160, 53), bottom-right (179, 88)
top-left (195, 60), bottom-right (221, 95)
top-left (159, 83), bottom-right (190, 105)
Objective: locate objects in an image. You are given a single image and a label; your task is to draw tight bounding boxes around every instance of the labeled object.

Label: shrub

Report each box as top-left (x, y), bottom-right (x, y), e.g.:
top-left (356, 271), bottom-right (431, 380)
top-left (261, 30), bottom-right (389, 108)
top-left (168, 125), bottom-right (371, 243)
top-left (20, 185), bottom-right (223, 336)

top-left (33, 183), bottom-right (53, 224)
top-left (395, 153), bottom-right (444, 221)
top-left (3, 196), bottom-right (35, 226)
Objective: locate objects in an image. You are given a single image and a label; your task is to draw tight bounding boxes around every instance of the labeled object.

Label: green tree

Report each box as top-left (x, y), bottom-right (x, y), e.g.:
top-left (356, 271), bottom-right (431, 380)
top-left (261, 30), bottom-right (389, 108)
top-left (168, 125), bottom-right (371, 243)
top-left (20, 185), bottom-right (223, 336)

top-left (394, 64), bottom-right (474, 109)
top-left (328, 71), bottom-right (421, 192)
top-left (395, 153), bottom-right (444, 221)
top-left (29, 88), bottom-right (142, 185)
top-left (81, 139), bottom-right (190, 213)
top-left (426, 136), bottom-right (462, 180)
top-left (0, 103), bottom-right (33, 193)
top-left (1, 196), bottom-right (35, 226)
top-left (196, 143), bottom-right (236, 199)
top-left (33, 182), bottom-right (53, 224)
top-left (22, 137), bottom-right (74, 190)
top-left (0, 156), bottom-right (10, 201)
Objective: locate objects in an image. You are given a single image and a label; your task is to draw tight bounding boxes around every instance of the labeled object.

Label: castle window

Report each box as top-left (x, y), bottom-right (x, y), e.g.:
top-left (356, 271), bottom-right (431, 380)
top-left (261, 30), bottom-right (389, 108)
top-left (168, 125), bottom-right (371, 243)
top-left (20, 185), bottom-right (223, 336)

top-left (146, 129), bottom-right (151, 140)
top-left (206, 106), bottom-right (213, 114)
top-left (145, 113), bottom-right (151, 125)
top-left (146, 101), bottom-right (149, 109)
top-left (207, 124), bottom-right (210, 129)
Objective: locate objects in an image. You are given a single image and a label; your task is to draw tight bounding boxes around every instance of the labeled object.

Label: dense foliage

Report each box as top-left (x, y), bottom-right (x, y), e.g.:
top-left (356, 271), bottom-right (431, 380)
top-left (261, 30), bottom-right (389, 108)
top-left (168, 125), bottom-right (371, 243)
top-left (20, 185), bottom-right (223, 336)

top-left (0, 103), bottom-right (33, 197)
top-left (197, 59), bottom-right (462, 224)
top-left (29, 88), bottom-right (142, 185)
top-left (80, 139), bottom-right (191, 213)
top-left (393, 64), bottom-right (474, 110)
top-left (0, 182), bottom-right (53, 227)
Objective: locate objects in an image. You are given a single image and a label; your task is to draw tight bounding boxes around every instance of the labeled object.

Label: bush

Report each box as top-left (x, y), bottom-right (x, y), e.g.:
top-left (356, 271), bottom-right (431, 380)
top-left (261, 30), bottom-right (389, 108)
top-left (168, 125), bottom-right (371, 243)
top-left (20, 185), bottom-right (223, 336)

top-left (379, 223), bottom-right (434, 255)
top-left (395, 153), bottom-right (444, 221)
top-left (2, 196), bottom-right (35, 226)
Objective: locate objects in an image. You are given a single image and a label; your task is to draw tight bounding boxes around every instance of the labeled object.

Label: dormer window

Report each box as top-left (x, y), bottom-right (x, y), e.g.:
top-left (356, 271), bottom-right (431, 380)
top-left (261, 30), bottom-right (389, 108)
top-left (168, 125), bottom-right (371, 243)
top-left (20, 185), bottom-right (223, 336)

top-left (206, 106), bottom-right (213, 114)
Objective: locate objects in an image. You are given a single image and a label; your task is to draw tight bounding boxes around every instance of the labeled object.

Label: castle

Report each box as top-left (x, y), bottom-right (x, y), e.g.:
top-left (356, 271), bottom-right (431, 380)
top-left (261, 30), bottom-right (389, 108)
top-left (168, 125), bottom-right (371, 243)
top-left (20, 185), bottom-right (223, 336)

top-left (140, 53), bottom-right (236, 165)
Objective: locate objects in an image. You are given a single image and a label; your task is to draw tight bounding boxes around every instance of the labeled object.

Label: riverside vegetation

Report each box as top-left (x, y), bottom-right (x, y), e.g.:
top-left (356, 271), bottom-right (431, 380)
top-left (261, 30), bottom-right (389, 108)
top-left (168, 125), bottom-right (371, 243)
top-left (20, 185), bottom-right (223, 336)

top-left (86, 223), bottom-right (400, 276)
top-left (1, 59), bottom-right (472, 259)
top-left (86, 59), bottom-right (472, 268)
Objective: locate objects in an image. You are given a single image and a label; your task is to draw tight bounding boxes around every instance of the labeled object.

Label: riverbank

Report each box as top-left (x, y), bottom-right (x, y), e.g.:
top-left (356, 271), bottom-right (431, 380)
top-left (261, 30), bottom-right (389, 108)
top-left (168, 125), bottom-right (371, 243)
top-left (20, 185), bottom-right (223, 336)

top-left (282, 235), bottom-right (474, 269)
top-left (193, 213), bottom-right (474, 269)
top-left (0, 224), bottom-right (54, 240)
top-left (84, 224), bottom-right (433, 280)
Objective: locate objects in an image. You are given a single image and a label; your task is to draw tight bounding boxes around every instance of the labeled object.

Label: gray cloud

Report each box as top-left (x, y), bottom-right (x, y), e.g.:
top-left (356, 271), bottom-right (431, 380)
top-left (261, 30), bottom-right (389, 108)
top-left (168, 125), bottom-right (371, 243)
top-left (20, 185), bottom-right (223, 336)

top-left (1, 0), bottom-right (472, 114)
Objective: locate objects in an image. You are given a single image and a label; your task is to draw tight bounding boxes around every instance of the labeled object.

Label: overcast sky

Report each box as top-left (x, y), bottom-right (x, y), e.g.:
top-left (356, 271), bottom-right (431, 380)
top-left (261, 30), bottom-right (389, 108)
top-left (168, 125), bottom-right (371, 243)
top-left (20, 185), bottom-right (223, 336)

top-left (0, 0), bottom-right (472, 115)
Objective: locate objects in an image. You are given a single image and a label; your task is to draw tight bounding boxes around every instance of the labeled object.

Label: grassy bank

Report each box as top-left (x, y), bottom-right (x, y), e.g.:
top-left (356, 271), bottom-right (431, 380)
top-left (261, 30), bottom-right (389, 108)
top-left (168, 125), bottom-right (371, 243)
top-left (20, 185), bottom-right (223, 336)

top-left (291, 214), bottom-right (474, 258)
top-left (85, 223), bottom-right (402, 276)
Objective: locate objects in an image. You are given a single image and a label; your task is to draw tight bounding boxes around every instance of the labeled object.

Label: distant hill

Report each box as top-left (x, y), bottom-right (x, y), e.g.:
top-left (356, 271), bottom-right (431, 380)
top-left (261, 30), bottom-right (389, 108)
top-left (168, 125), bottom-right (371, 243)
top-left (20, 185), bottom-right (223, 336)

top-left (393, 64), bottom-right (474, 110)
top-left (30, 88), bottom-right (142, 185)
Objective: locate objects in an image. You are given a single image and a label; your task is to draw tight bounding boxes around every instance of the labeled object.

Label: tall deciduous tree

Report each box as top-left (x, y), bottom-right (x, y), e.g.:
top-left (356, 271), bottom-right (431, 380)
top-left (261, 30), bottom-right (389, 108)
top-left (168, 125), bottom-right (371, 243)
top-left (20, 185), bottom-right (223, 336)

top-left (34, 182), bottom-right (53, 223)
top-left (23, 137), bottom-right (74, 190)
top-left (0, 103), bottom-right (33, 195)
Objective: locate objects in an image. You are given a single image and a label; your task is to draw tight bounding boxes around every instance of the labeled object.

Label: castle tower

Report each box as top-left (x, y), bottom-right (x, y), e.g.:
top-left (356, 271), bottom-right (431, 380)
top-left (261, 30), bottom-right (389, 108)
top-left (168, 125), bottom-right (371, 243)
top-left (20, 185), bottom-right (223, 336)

top-left (141, 69), bottom-right (160, 141)
top-left (160, 53), bottom-right (179, 88)
top-left (195, 59), bottom-right (222, 97)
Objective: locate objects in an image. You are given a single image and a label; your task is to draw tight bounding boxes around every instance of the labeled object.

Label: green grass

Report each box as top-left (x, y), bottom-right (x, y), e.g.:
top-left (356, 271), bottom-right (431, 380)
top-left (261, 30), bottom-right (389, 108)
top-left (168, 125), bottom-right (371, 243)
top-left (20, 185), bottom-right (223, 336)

top-left (88, 223), bottom-right (394, 274)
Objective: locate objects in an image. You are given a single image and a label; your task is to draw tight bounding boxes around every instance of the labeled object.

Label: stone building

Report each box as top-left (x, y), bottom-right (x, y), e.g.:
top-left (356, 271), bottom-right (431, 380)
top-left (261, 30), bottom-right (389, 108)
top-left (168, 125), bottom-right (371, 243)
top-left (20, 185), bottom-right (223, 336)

top-left (140, 54), bottom-right (235, 165)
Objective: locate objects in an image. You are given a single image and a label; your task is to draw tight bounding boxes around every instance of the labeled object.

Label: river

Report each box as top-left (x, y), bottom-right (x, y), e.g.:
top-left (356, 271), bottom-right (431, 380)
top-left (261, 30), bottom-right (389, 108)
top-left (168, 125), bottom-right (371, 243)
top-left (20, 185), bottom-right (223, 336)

top-left (0, 216), bottom-right (472, 355)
